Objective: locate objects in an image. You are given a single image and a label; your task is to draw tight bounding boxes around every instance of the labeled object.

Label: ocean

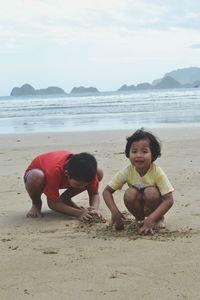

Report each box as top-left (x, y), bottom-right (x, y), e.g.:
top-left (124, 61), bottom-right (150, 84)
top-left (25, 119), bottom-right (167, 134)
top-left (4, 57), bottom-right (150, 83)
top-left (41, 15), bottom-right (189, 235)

top-left (0, 88), bottom-right (200, 134)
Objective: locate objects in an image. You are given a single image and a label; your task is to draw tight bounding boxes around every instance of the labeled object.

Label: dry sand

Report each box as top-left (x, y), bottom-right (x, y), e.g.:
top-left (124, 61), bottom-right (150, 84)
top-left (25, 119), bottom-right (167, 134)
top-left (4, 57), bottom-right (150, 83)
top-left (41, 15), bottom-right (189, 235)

top-left (0, 128), bottom-right (200, 300)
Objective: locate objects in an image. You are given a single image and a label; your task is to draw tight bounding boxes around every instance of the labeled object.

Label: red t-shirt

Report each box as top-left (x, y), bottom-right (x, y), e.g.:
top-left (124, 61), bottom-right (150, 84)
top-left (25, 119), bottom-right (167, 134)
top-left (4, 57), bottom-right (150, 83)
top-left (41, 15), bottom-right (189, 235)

top-left (24, 151), bottom-right (99, 201)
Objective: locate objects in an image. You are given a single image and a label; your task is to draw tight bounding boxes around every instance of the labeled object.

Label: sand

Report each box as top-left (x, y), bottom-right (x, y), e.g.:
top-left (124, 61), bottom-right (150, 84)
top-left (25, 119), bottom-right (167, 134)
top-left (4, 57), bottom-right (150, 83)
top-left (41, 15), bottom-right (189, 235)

top-left (0, 128), bottom-right (200, 300)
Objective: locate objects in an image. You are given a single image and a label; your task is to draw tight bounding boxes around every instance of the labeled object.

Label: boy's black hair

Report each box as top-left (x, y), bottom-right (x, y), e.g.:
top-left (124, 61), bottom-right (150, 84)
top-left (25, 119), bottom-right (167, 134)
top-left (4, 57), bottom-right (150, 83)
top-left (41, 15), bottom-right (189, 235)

top-left (125, 128), bottom-right (161, 161)
top-left (64, 152), bottom-right (97, 182)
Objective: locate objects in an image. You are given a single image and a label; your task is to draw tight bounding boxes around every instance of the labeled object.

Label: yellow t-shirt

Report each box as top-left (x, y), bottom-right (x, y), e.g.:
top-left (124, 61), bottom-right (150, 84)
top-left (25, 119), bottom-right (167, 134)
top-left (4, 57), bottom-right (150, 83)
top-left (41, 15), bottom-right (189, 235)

top-left (108, 162), bottom-right (174, 196)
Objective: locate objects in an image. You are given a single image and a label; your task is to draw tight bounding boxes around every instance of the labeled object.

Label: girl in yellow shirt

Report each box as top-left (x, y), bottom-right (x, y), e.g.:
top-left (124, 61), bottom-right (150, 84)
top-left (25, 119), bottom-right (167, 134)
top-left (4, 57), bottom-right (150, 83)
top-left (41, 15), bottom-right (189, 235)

top-left (103, 129), bottom-right (174, 235)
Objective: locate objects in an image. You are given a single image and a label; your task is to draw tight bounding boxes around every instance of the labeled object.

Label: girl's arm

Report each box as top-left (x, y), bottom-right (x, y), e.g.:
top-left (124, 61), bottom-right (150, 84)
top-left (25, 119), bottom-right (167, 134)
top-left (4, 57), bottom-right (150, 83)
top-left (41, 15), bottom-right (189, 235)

top-left (139, 192), bottom-right (174, 234)
top-left (103, 185), bottom-right (125, 226)
top-left (103, 185), bottom-right (119, 212)
top-left (149, 192), bottom-right (174, 222)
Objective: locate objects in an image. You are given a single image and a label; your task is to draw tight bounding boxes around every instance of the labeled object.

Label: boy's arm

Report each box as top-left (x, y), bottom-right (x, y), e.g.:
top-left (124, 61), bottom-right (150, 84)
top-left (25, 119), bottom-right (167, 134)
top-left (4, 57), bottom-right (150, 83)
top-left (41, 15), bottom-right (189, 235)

top-left (89, 193), bottom-right (100, 210)
top-left (103, 185), bottom-right (125, 226)
top-left (88, 193), bottom-right (106, 220)
top-left (47, 200), bottom-right (92, 221)
top-left (139, 192), bottom-right (174, 234)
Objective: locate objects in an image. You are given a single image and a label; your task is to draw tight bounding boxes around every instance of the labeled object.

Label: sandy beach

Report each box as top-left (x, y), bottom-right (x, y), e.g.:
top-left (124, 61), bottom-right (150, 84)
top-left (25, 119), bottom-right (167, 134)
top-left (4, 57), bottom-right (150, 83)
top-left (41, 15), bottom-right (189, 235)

top-left (0, 127), bottom-right (200, 300)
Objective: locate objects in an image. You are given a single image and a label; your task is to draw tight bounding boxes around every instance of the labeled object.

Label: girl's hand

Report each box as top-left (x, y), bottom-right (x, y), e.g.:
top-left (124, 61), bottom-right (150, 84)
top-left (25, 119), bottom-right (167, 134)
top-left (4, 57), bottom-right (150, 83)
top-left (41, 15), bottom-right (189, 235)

top-left (111, 211), bottom-right (125, 230)
top-left (138, 217), bottom-right (155, 235)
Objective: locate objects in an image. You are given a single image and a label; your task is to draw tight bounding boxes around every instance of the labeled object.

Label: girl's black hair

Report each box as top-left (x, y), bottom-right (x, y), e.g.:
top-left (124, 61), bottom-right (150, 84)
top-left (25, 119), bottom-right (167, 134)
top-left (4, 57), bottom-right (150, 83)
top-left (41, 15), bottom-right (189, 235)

top-left (64, 152), bottom-right (97, 182)
top-left (125, 128), bottom-right (161, 161)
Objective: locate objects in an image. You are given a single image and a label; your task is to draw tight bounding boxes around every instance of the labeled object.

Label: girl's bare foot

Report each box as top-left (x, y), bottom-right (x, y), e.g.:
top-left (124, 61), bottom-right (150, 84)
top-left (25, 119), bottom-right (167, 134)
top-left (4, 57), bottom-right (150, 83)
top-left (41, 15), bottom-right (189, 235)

top-left (153, 218), bottom-right (166, 231)
top-left (127, 219), bottom-right (144, 230)
top-left (26, 205), bottom-right (42, 218)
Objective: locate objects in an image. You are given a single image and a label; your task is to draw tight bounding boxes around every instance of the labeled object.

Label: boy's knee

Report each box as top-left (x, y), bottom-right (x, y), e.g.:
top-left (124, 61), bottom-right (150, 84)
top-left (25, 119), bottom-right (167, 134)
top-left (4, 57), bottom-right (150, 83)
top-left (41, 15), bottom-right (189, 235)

top-left (97, 168), bottom-right (103, 181)
top-left (25, 169), bottom-right (45, 189)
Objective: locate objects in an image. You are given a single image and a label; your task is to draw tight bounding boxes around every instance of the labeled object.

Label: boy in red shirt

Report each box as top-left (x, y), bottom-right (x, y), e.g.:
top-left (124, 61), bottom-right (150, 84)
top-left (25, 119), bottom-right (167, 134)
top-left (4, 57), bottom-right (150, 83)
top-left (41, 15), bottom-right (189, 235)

top-left (24, 151), bottom-right (103, 221)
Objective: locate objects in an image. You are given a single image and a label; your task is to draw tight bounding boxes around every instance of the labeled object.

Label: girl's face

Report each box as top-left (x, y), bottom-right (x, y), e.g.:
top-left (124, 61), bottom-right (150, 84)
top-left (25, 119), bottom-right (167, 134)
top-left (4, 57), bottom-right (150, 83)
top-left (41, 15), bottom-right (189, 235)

top-left (129, 138), bottom-right (152, 175)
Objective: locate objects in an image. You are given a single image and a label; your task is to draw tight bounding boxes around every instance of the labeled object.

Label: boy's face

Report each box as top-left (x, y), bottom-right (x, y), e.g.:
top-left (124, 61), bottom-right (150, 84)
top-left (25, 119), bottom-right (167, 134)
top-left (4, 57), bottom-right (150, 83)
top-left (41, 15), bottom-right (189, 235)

top-left (129, 138), bottom-right (152, 174)
top-left (65, 172), bottom-right (89, 189)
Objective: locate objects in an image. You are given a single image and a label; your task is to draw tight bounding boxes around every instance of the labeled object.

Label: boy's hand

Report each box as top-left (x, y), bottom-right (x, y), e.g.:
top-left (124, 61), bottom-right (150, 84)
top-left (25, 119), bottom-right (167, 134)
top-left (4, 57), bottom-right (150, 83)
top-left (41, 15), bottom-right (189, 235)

top-left (138, 217), bottom-right (155, 235)
top-left (79, 209), bottom-right (93, 222)
top-left (87, 206), bottom-right (106, 222)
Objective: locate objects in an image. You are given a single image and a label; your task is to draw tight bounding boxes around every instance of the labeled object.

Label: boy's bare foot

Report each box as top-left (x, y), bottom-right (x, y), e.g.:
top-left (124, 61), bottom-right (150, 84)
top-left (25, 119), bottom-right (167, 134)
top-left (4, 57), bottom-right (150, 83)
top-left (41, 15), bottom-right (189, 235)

top-left (26, 205), bottom-right (42, 218)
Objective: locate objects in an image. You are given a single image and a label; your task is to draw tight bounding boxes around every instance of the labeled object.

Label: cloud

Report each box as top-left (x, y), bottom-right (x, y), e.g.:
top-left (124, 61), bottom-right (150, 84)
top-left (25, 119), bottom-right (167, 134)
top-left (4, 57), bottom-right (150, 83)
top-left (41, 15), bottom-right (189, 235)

top-left (1, 0), bottom-right (200, 49)
top-left (190, 44), bottom-right (200, 48)
top-left (1, 0), bottom-right (200, 75)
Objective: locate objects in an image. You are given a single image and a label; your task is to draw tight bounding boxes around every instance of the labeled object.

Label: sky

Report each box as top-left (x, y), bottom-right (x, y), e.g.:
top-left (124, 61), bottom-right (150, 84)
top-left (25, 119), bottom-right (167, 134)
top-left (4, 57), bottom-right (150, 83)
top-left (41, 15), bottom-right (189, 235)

top-left (0, 0), bottom-right (200, 96)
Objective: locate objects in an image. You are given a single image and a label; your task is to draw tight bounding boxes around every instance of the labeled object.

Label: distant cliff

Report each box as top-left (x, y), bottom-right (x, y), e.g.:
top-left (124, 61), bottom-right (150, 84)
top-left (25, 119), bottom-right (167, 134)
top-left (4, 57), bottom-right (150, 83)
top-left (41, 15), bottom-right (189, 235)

top-left (119, 67), bottom-right (200, 91)
top-left (152, 67), bottom-right (200, 86)
top-left (10, 84), bottom-right (66, 96)
top-left (154, 76), bottom-right (181, 89)
top-left (164, 67), bottom-right (200, 85)
top-left (70, 86), bottom-right (99, 94)
top-left (118, 77), bottom-right (181, 91)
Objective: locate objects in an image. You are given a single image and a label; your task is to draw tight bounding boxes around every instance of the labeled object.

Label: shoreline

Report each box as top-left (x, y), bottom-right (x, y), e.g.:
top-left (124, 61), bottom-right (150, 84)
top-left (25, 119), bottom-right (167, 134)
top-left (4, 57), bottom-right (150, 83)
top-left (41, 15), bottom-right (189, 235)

top-left (0, 127), bottom-right (200, 299)
top-left (1, 125), bottom-right (200, 141)
top-left (1, 122), bottom-right (200, 136)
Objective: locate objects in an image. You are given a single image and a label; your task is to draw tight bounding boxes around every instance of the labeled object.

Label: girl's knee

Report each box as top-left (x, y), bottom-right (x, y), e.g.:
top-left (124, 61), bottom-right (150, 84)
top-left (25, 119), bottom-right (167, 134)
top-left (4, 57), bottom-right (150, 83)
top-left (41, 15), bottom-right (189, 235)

top-left (143, 187), bottom-right (160, 205)
top-left (124, 187), bottom-right (139, 204)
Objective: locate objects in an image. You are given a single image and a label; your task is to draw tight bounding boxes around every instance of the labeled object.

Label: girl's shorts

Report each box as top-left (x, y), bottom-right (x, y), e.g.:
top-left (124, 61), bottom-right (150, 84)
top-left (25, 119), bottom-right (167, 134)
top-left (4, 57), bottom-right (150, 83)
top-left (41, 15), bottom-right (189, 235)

top-left (131, 185), bottom-right (161, 216)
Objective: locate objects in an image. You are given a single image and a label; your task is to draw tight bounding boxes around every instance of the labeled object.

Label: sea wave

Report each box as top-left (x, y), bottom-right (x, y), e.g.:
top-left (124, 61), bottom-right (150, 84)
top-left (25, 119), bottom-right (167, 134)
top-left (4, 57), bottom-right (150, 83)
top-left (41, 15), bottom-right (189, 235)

top-left (0, 88), bottom-right (200, 133)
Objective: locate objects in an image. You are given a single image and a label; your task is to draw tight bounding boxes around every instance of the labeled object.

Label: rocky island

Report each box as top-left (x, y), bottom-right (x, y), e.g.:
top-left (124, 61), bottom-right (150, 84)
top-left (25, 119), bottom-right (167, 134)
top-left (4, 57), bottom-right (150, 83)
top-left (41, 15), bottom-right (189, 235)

top-left (9, 67), bottom-right (200, 97)
top-left (10, 84), bottom-right (66, 96)
top-left (70, 86), bottom-right (99, 94)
